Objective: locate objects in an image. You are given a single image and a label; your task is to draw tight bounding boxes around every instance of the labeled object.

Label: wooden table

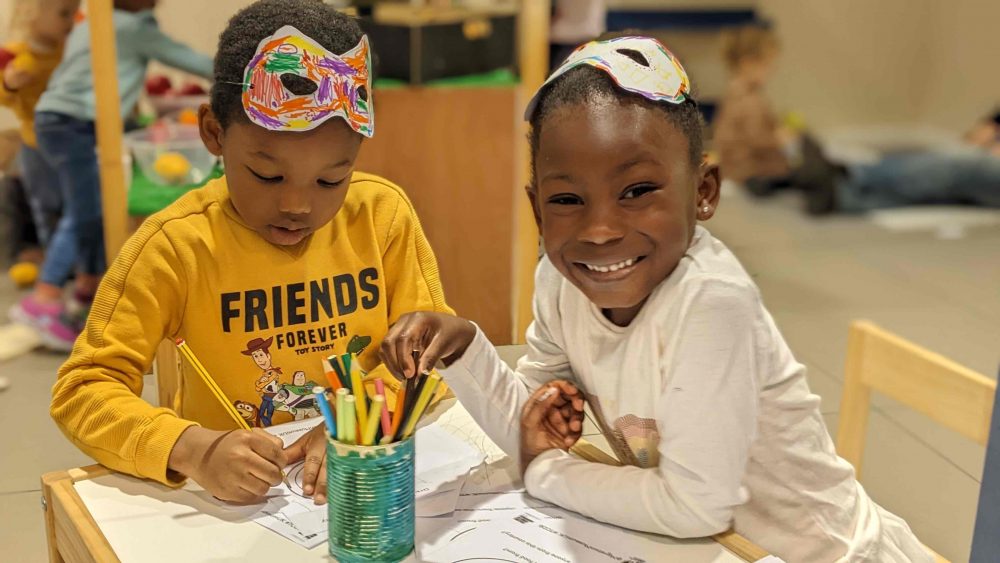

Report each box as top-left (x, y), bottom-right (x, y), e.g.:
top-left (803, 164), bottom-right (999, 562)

top-left (41, 404), bottom-right (769, 563)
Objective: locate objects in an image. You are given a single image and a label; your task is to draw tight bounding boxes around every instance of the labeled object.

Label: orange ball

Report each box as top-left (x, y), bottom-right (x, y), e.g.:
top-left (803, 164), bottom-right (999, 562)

top-left (178, 108), bottom-right (199, 125)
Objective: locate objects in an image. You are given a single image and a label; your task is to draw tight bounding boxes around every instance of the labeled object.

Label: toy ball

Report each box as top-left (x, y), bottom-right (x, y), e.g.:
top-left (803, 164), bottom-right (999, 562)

top-left (178, 108), bottom-right (199, 125)
top-left (8, 261), bottom-right (38, 287)
top-left (153, 152), bottom-right (192, 184)
top-left (784, 111), bottom-right (807, 132)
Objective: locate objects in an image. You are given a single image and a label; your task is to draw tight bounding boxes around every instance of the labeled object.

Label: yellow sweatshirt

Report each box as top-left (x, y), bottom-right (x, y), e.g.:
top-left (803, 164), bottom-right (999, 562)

top-left (51, 172), bottom-right (453, 485)
top-left (0, 41), bottom-right (64, 147)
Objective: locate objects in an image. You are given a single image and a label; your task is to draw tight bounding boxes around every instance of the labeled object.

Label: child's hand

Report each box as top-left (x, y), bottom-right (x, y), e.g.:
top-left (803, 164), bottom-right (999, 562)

top-left (168, 426), bottom-right (287, 504)
top-left (2, 65), bottom-right (34, 91)
top-left (380, 312), bottom-right (476, 379)
top-left (519, 381), bottom-right (586, 473)
top-left (283, 424), bottom-right (328, 505)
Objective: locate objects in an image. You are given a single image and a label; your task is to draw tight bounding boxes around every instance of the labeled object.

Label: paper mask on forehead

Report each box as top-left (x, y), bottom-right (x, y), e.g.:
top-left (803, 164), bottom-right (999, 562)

top-left (524, 36), bottom-right (691, 120)
top-left (242, 25), bottom-right (373, 136)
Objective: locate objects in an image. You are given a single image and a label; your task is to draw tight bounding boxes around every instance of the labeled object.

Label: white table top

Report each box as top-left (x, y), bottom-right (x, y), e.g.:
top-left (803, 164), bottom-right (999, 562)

top-left (74, 402), bottom-right (746, 562)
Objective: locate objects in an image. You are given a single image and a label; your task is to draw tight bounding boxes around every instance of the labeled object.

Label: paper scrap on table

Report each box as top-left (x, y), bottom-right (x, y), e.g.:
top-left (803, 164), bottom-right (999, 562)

top-left (755, 557), bottom-right (787, 563)
top-left (413, 424), bottom-right (486, 516)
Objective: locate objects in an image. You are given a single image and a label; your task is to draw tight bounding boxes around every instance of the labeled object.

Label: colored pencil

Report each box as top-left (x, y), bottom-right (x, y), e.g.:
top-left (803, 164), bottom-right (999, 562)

top-left (176, 339), bottom-right (249, 431)
top-left (399, 375), bottom-right (420, 434)
top-left (343, 395), bottom-right (357, 445)
top-left (176, 338), bottom-right (290, 485)
top-left (349, 354), bottom-right (368, 434)
top-left (313, 387), bottom-right (337, 437)
top-left (374, 378), bottom-right (391, 437)
top-left (335, 388), bottom-right (348, 443)
top-left (401, 372), bottom-right (442, 439)
top-left (328, 354), bottom-right (349, 390)
top-left (362, 395), bottom-right (384, 446)
top-left (389, 381), bottom-right (408, 440)
top-left (320, 358), bottom-right (343, 392)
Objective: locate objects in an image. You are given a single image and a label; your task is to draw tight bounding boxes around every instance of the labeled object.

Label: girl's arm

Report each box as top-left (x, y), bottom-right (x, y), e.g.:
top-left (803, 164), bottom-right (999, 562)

top-left (523, 279), bottom-right (762, 538)
top-left (438, 262), bottom-right (575, 460)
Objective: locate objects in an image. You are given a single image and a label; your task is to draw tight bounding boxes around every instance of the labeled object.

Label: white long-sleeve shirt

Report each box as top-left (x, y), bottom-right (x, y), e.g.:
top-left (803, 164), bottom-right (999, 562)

top-left (440, 227), bottom-right (931, 562)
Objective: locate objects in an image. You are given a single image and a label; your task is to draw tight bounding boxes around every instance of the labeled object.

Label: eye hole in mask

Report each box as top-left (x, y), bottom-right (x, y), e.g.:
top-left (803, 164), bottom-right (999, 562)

top-left (280, 73), bottom-right (319, 96)
top-left (616, 48), bottom-right (649, 67)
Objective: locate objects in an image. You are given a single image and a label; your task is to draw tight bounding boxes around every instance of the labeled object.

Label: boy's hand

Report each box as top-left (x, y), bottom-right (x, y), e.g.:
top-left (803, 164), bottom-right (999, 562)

top-left (380, 312), bottom-right (476, 379)
top-left (2, 65), bottom-right (34, 91)
top-left (519, 381), bottom-right (586, 473)
top-left (168, 426), bottom-right (287, 504)
top-left (284, 424), bottom-right (328, 505)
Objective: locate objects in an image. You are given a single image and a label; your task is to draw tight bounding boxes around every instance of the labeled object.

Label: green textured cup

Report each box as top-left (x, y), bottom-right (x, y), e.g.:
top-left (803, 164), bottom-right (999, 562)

top-left (327, 436), bottom-right (415, 562)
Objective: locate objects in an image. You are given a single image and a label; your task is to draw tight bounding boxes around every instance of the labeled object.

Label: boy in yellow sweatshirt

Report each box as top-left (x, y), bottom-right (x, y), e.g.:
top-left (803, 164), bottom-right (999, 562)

top-left (51, 0), bottom-right (452, 505)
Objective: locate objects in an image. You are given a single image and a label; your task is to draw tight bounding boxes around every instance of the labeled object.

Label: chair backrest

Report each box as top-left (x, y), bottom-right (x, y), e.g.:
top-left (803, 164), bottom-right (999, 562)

top-left (836, 320), bottom-right (995, 475)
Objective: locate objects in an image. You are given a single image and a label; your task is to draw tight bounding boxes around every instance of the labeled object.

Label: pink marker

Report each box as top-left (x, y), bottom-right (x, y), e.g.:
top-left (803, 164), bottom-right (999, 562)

top-left (374, 378), bottom-right (392, 437)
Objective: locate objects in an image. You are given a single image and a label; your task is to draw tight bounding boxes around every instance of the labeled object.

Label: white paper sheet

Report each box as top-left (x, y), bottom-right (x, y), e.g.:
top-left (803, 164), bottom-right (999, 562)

top-left (423, 509), bottom-right (736, 563)
top-left (185, 417), bottom-right (487, 547)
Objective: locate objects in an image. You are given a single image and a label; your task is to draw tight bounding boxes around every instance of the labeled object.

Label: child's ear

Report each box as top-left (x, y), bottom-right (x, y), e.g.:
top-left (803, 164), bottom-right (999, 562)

top-left (198, 104), bottom-right (224, 157)
top-left (695, 160), bottom-right (722, 220)
top-left (524, 185), bottom-right (542, 234)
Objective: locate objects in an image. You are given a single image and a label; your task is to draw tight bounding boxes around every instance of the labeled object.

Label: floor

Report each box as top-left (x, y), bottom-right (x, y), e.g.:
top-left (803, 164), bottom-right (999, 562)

top-left (2, 187), bottom-right (997, 562)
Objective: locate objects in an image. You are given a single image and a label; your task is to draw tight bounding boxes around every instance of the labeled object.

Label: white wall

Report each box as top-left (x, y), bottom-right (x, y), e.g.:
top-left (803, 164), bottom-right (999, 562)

top-left (760, 0), bottom-right (1000, 133)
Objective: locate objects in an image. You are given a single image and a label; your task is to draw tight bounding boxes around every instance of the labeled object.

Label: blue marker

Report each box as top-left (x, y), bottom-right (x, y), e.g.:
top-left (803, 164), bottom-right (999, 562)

top-left (313, 386), bottom-right (337, 437)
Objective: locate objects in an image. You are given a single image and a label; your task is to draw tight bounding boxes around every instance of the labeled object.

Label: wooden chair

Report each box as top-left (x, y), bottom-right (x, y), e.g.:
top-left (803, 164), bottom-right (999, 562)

top-left (154, 340), bottom-right (182, 409)
top-left (837, 320), bottom-right (995, 562)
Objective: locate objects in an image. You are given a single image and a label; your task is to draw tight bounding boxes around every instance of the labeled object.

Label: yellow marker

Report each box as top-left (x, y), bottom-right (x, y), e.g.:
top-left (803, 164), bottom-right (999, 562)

top-left (349, 354), bottom-right (368, 434)
top-left (344, 395), bottom-right (357, 445)
top-left (362, 395), bottom-right (385, 446)
top-left (335, 388), bottom-right (348, 443)
top-left (401, 372), bottom-right (442, 439)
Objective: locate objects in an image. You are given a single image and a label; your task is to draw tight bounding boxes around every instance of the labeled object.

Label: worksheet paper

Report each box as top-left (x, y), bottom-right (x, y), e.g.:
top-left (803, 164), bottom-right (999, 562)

top-left (423, 509), bottom-right (746, 563)
top-left (194, 417), bottom-right (486, 548)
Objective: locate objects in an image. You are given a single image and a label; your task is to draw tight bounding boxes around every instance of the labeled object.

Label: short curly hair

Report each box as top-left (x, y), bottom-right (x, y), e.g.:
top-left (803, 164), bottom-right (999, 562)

top-left (210, 0), bottom-right (366, 128)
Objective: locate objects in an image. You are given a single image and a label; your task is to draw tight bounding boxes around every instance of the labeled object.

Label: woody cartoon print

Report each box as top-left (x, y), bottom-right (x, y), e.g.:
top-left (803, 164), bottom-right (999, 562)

top-left (206, 268), bottom-right (383, 428)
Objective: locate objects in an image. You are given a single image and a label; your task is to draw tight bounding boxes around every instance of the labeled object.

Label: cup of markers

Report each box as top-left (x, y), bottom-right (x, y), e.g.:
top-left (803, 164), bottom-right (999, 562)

top-left (313, 353), bottom-right (443, 563)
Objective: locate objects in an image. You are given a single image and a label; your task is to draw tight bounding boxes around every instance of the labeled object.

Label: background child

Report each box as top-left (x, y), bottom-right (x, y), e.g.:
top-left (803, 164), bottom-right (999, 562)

top-left (713, 25), bottom-right (799, 197)
top-left (50, 0), bottom-right (452, 505)
top-left (0, 0), bottom-right (80, 277)
top-left (9, 0), bottom-right (212, 350)
top-left (381, 37), bottom-right (932, 561)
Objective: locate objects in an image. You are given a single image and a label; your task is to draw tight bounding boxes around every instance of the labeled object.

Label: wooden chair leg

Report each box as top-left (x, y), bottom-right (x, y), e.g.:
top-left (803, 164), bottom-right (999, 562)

top-left (154, 339), bottom-right (181, 410)
top-left (837, 322), bottom-right (873, 474)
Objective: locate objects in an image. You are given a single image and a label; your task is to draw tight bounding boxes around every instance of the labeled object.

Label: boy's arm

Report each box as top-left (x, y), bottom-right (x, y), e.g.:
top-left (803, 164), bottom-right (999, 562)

top-left (522, 280), bottom-right (761, 538)
top-left (381, 194), bottom-right (454, 322)
top-left (136, 18), bottom-right (213, 79)
top-left (50, 224), bottom-right (195, 486)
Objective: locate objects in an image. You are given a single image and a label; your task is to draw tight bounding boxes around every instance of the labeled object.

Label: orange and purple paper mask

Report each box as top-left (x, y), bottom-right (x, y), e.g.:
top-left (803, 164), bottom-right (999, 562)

top-left (242, 25), bottom-right (373, 136)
